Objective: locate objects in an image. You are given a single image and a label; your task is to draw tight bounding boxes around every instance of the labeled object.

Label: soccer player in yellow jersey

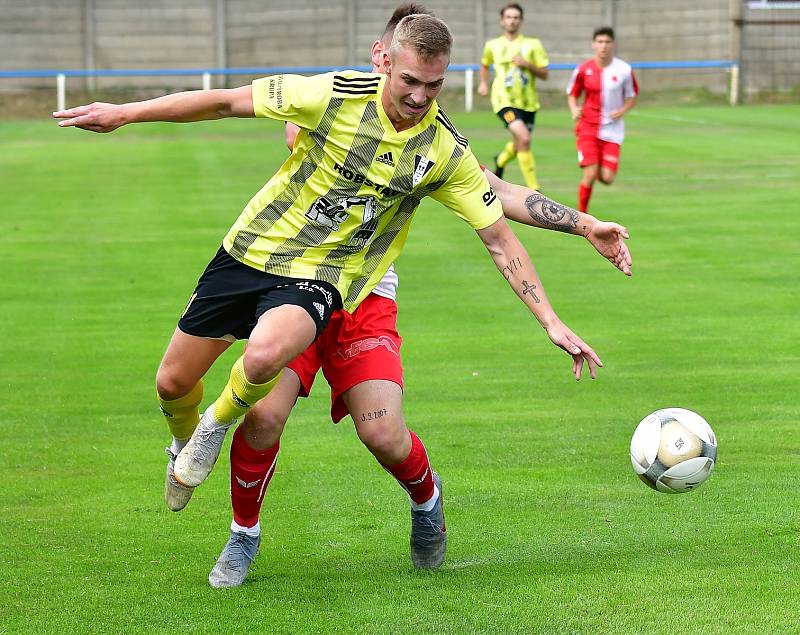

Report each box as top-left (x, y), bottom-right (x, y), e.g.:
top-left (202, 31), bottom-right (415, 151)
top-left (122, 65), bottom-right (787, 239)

top-left (55, 13), bottom-right (603, 577)
top-left (478, 2), bottom-right (548, 189)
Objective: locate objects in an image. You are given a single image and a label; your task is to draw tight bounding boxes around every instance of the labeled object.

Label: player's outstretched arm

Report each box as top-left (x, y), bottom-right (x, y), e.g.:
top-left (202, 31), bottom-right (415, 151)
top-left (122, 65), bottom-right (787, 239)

top-left (53, 85), bottom-right (255, 133)
top-left (476, 217), bottom-right (603, 380)
top-left (486, 172), bottom-right (632, 276)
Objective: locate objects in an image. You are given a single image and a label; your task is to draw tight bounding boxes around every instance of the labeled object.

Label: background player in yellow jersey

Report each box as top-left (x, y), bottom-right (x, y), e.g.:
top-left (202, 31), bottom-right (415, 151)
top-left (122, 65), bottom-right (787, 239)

top-left (55, 13), bottom-right (603, 580)
top-left (478, 2), bottom-right (548, 189)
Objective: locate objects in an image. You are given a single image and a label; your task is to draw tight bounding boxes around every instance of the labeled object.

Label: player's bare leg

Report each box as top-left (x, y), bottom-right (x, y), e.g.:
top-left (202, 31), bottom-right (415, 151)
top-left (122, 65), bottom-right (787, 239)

top-left (508, 119), bottom-right (538, 189)
top-left (175, 305), bottom-right (316, 488)
top-left (156, 328), bottom-right (232, 511)
top-left (598, 165), bottom-right (617, 185)
top-left (345, 381), bottom-right (447, 569)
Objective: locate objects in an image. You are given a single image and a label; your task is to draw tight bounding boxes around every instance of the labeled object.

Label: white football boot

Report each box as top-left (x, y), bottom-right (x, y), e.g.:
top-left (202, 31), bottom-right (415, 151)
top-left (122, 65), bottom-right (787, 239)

top-left (173, 406), bottom-right (233, 488)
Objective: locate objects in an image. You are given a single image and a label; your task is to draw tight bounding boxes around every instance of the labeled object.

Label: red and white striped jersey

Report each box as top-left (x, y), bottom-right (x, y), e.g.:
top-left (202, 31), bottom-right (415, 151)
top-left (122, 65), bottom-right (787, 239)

top-left (567, 57), bottom-right (638, 144)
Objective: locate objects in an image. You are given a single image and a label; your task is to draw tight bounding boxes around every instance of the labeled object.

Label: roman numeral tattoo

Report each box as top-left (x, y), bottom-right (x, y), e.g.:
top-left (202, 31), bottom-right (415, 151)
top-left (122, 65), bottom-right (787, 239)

top-left (525, 193), bottom-right (582, 233)
top-left (501, 256), bottom-right (522, 280)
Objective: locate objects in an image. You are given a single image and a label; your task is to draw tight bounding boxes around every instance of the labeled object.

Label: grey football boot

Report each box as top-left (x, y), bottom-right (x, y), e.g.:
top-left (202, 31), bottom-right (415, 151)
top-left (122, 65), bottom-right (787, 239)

top-left (410, 471), bottom-right (447, 569)
top-left (164, 446), bottom-right (194, 512)
top-left (208, 530), bottom-right (261, 588)
top-left (173, 406), bottom-right (233, 488)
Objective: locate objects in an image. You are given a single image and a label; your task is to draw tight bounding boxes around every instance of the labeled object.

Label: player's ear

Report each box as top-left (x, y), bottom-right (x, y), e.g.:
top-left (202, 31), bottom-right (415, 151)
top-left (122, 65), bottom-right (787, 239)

top-left (370, 40), bottom-right (383, 68)
top-left (382, 49), bottom-right (392, 74)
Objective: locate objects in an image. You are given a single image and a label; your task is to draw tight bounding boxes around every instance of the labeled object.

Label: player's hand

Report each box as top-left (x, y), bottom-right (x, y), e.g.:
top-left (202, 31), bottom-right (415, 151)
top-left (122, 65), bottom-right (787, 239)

top-left (53, 102), bottom-right (127, 133)
top-left (545, 319), bottom-right (603, 380)
top-left (512, 55), bottom-right (526, 68)
top-left (571, 107), bottom-right (582, 121)
top-left (585, 220), bottom-right (632, 276)
top-left (477, 82), bottom-right (489, 97)
top-left (610, 109), bottom-right (624, 121)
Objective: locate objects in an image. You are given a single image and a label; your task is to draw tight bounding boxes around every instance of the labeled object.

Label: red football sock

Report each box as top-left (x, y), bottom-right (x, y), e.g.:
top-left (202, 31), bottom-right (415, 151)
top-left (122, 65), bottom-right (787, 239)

top-left (383, 430), bottom-right (435, 504)
top-left (230, 426), bottom-right (279, 528)
top-left (578, 183), bottom-right (593, 212)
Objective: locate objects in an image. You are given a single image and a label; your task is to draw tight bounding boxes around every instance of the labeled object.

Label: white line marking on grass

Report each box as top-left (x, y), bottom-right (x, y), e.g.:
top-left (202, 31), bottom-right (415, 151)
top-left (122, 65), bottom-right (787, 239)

top-left (632, 112), bottom-right (715, 125)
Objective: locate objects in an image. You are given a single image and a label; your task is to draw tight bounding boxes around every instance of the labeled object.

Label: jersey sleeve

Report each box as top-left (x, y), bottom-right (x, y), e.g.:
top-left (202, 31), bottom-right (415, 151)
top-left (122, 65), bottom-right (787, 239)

top-left (623, 69), bottom-right (639, 99)
top-left (430, 148), bottom-right (503, 230)
top-left (530, 39), bottom-right (549, 67)
top-left (566, 65), bottom-right (583, 97)
top-left (481, 41), bottom-right (494, 67)
top-left (251, 73), bottom-right (333, 130)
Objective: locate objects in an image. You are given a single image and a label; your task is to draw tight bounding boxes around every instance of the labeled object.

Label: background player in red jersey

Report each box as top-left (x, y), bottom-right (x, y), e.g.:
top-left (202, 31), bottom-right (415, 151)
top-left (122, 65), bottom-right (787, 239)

top-left (201, 6), bottom-right (630, 588)
top-left (567, 27), bottom-right (638, 213)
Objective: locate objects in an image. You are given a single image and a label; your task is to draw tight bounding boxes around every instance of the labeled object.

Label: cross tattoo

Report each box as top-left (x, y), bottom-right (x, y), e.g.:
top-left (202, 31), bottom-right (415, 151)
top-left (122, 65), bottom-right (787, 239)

top-left (522, 280), bottom-right (540, 303)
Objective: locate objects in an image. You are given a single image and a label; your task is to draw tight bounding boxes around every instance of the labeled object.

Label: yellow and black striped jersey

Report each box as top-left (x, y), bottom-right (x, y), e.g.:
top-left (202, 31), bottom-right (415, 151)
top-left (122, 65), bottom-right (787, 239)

top-left (222, 71), bottom-right (502, 311)
top-left (481, 35), bottom-right (548, 113)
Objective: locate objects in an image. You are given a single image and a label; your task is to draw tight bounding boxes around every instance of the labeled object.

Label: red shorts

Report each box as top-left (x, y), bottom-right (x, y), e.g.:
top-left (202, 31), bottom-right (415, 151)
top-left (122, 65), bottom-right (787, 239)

top-left (287, 293), bottom-right (403, 423)
top-left (576, 135), bottom-right (621, 172)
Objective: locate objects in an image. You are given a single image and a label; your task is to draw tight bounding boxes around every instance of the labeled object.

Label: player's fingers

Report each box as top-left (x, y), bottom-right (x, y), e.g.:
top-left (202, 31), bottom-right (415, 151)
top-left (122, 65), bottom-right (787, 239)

top-left (52, 105), bottom-right (90, 119)
top-left (56, 116), bottom-right (84, 127)
top-left (618, 224), bottom-right (630, 240)
top-left (621, 242), bottom-right (633, 267)
top-left (609, 251), bottom-right (629, 275)
top-left (585, 355), bottom-right (598, 379)
top-left (572, 336), bottom-right (602, 367)
top-left (562, 338), bottom-right (582, 357)
top-left (60, 115), bottom-right (102, 129)
top-left (616, 247), bottom-right (632, 275)
top-left (573, 355), bottom-right (584, 381)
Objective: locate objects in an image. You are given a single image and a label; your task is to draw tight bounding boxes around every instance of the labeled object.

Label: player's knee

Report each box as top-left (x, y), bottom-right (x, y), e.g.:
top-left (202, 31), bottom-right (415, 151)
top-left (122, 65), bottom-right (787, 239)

top-left (582, 166), bottom-right (598, 185)
top-left (244, 406), bottom-right (287, 441)
top-left (242, 344), bottom-right (285, 383)
top-left (155, 369), bottom-right (195, 401)
top-left (600, 170), bottom-right (616, 185)
top-left (357, 414), bottom-right (406, 458)
top-left (514, 132), bottom-right (530, 149)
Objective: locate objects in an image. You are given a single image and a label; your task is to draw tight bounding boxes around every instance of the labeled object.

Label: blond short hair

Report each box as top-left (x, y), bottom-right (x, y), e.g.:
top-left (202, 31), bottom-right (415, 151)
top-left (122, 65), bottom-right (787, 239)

top-left (388, 14), bottom-right (452, 62)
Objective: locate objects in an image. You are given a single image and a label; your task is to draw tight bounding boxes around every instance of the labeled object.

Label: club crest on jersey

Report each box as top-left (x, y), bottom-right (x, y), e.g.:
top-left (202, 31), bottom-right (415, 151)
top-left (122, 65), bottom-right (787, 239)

top-left (412, 155), bottom-right (435, 187)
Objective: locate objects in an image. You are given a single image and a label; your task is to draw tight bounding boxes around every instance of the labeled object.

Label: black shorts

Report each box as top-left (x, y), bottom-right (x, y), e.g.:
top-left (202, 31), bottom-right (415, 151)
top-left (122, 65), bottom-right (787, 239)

top-left (497, 107), bottom-right (536, 131)
top-left (178, 246), bottom-right (342, 342)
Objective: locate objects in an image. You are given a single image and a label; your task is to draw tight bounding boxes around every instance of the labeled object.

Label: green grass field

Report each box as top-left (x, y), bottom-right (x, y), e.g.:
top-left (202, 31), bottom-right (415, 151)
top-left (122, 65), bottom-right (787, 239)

top-left (2, 103), bottom-right (799, 634)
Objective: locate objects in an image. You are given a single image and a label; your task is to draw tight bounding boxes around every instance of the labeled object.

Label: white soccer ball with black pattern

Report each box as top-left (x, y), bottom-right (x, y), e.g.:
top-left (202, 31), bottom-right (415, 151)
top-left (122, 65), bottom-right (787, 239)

top-left (630, 408), bottom-right (717, 493)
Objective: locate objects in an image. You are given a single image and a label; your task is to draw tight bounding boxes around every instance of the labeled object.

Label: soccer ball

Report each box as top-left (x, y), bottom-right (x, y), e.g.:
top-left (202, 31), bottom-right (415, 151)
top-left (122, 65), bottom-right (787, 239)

top-left (630, 408), bottom-right (717, 493)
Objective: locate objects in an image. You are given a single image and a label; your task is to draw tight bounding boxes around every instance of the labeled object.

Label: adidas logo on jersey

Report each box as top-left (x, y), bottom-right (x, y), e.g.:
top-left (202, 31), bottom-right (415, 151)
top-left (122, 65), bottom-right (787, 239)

top-left (375, 151), bottom-right (395, 166)
top-left (313, 302), bottom-right (325, 320)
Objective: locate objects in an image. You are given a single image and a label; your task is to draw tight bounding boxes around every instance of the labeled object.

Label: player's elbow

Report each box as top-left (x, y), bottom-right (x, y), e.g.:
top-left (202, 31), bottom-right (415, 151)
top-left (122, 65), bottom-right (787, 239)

top-left (477, 217), bottom-right (511, 257)
top-left (216, 86), bottom-right (254, 118)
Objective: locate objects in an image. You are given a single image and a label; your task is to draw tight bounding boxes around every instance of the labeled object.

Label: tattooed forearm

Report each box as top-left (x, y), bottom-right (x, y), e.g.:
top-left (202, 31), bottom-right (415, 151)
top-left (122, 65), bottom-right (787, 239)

top-left (501, 256), bottom-right (522, 281)
top-left (522, 280), bottom-right (541, 303)
top-left (525, 193), bottom-right (580, 233)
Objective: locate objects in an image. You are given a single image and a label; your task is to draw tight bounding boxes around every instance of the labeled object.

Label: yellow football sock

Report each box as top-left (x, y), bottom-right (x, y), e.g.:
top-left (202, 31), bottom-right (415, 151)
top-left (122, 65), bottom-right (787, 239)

top-left (496, 141), bottom-right (516, 168)
top-left (158, 380), bottom-right (203, 441)
top-left (517, 151), bottom-right (539, 190)
top-left (212, 356), bottom-right (283, 424)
